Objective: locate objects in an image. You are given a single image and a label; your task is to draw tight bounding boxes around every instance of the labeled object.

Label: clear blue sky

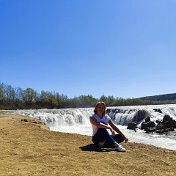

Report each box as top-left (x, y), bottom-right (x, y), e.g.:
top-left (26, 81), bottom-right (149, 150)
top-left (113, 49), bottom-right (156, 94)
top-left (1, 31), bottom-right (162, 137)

top-left (0, 0), bottom-right (176, 98)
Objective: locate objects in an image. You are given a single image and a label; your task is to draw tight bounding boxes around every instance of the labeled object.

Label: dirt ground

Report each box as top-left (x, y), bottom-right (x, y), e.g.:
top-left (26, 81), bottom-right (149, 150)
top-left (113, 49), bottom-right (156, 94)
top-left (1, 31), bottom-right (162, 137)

top-left (0, 113), bottom-right (176, 176)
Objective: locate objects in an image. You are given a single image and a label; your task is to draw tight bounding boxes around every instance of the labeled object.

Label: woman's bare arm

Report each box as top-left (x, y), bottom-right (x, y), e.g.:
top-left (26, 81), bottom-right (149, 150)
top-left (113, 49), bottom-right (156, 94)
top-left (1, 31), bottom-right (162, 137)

top-left (90, 117), bottom-right (112, 131)
top-left (108, 119), bottom-right (128, 142)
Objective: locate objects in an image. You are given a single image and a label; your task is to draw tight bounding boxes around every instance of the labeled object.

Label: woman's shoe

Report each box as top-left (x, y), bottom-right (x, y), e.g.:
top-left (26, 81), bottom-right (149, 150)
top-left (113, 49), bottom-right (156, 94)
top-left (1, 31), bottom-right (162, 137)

top-left (115, 145), bottom-right (126, 152)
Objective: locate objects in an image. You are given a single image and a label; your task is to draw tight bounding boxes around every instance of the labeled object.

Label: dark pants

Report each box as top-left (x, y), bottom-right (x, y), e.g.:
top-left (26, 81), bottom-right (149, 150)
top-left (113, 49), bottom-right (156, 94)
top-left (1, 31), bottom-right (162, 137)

top-left (92, 128), bottom-right (124, 147)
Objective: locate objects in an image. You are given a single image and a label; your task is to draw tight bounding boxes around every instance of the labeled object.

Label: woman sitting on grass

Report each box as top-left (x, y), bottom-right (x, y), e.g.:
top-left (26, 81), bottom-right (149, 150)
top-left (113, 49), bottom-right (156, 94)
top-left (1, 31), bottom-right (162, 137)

top-left (90, 101), bottom-right (128, 152)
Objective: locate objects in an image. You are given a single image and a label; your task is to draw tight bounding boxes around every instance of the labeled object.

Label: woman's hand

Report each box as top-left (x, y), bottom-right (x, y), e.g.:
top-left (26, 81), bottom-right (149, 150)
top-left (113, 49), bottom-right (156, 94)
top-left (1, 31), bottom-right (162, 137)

top-left (110, 128), bottom-right (116, 136)
top-left (124, 136), bottom-right (128, 143)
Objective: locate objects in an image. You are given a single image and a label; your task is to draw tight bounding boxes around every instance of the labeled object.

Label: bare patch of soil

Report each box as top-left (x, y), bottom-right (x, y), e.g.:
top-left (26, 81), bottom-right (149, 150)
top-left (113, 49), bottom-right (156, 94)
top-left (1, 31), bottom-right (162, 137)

top-left (0, 114), bottom-right (176, 176)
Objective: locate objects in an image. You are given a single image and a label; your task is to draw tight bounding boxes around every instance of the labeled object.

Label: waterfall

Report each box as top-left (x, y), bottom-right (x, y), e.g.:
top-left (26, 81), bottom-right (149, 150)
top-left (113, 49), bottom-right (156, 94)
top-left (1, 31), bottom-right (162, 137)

top-left (3, 104), bottom-right (176, 150)
top-left (7, 104), bottom-right (176, 130)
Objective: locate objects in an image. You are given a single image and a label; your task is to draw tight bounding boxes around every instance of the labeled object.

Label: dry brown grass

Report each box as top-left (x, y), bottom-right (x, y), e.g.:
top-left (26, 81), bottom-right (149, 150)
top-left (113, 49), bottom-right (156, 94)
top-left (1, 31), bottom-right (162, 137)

top-left (0, 114), bottom-right (176, 176)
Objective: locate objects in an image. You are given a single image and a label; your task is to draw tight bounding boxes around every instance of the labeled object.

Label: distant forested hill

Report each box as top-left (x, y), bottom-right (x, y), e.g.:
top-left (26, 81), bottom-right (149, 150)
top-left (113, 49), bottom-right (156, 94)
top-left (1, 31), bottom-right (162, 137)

top-left (139, 93), bottom-right (176, 101)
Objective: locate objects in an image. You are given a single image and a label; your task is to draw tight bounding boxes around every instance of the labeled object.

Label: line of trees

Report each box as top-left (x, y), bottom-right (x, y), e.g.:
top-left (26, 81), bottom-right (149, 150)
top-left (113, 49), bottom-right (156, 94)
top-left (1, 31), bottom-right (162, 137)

top-left (0, 82), bottom-right (175, 110)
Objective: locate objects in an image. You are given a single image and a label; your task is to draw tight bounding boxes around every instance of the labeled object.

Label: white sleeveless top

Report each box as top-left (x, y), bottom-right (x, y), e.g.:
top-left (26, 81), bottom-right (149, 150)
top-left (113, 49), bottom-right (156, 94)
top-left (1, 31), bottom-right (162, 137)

top-left (90, 114), bottom-right (111, 135)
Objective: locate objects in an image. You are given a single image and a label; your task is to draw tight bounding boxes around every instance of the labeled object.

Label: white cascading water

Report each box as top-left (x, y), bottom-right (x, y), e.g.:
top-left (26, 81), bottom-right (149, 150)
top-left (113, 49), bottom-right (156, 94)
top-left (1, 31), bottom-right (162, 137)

top-left (7, 104), bottom-right (176, 151)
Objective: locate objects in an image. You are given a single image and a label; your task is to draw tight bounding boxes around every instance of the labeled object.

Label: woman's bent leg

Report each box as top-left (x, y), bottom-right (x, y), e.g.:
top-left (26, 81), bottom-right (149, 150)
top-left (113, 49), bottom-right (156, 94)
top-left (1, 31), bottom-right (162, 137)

top-left (113, 134), bottom-right (125, 143)
top-left (104, 133), bottom-right (125, 147)
top-left (92, 128), bottom-right (116, 147)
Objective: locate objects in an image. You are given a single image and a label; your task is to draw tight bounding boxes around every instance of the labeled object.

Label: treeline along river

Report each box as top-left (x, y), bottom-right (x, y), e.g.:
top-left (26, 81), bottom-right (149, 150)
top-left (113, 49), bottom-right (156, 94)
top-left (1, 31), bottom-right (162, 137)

top-left (1, 82), bottom-right (176, 110)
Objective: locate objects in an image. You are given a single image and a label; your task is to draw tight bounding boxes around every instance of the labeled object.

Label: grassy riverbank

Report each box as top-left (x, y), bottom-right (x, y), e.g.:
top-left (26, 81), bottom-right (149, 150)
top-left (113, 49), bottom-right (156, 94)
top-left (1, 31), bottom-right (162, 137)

top-left (0, 114), bottom-right (176, 176)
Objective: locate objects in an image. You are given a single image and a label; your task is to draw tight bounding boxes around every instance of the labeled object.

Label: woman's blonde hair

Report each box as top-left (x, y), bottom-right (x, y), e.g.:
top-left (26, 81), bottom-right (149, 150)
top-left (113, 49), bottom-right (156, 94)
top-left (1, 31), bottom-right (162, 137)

top-left (94, 101), bottom-right (106, 116)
